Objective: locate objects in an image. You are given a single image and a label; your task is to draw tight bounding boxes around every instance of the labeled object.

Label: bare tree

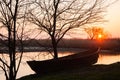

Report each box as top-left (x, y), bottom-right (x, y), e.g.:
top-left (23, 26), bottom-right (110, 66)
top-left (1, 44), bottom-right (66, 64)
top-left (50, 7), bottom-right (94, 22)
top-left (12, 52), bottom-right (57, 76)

top-left (27, 0), bottom-right (116, 59)
top-left (0, 0), bottom-right (28, 80)
top-left (84, 26), bottom-right (111, 39)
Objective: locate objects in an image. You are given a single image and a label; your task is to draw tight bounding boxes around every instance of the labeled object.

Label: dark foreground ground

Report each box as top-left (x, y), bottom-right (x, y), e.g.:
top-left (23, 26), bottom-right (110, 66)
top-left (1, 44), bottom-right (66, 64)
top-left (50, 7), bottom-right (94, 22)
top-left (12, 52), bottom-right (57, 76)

top-left (18, 62), bottom-right (120, 80)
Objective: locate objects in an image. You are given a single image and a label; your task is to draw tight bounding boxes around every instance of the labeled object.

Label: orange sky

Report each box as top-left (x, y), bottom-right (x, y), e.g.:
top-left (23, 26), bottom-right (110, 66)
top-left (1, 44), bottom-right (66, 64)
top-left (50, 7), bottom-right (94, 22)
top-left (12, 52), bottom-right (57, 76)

top-left (63, 1), bottom-right (120, 39)
top-left (103, 1), bottom-right (120, 38)
top-left (0, 1), bottom-right (120, 39)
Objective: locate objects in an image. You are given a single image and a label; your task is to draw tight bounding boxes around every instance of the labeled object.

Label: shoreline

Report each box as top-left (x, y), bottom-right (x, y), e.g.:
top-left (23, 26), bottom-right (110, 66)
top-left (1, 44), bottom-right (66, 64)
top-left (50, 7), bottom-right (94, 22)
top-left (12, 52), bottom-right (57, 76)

top-left (18, 62), bottom-right (120, 80)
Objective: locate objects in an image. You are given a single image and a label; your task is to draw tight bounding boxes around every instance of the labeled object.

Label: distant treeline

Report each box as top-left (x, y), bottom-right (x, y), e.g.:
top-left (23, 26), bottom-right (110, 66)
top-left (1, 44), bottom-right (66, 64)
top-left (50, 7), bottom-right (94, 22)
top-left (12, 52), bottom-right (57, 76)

top-left (0, 38), bottom-right (120, 51)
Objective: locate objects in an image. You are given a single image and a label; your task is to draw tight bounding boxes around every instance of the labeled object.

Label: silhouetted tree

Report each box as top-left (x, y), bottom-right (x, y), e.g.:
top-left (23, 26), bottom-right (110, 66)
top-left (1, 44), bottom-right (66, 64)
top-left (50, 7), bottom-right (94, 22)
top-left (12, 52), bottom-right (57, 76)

top-left (0, 0), bottom-right (28, 80)
top-left (27, 0), bottom-right (116, 59)
top-left (84, 26), bottom-right (111, 39)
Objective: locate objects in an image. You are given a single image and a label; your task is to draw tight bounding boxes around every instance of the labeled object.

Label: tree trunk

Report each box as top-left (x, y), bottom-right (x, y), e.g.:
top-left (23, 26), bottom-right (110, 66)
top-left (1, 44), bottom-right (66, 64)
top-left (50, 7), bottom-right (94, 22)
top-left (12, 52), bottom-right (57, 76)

top-left (8, 28), bottom-right (16, 80)
top-left (51, 36), bottom-right (58, 59)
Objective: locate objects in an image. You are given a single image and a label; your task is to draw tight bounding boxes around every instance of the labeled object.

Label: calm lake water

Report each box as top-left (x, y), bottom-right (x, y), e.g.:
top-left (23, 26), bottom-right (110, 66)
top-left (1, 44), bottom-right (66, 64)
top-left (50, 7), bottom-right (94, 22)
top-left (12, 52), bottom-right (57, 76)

top-left (0, 50), bottom-right (120, 80)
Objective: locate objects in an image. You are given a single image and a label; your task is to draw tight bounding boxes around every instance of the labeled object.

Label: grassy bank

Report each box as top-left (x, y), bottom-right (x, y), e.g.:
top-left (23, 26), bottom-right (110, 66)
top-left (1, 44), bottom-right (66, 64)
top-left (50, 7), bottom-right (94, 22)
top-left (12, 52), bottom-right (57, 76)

top-left (18, 62), bottom-right (120, 80)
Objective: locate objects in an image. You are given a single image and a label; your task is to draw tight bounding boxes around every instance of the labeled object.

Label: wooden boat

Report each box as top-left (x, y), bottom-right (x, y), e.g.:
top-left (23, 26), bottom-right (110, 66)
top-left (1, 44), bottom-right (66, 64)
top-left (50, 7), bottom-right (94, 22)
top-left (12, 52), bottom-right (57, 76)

top-left (27, 48), bottom-right (99, 74)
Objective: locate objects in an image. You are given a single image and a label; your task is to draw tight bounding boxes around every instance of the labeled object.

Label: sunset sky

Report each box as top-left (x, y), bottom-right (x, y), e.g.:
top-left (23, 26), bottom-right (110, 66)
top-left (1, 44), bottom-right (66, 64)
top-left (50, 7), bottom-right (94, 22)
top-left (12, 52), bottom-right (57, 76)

top-left (103, 0), bottom-right (120, 38)
top-left (67, 0), bottom-right (120, 39)
top-left (0, 0), bottom-right (120, 39)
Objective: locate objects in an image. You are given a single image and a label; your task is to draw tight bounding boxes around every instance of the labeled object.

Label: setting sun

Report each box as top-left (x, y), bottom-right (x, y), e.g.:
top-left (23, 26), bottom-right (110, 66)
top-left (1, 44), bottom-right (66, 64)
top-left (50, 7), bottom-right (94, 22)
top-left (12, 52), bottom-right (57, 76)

top-left (98, 34), bottom-right (102, 39)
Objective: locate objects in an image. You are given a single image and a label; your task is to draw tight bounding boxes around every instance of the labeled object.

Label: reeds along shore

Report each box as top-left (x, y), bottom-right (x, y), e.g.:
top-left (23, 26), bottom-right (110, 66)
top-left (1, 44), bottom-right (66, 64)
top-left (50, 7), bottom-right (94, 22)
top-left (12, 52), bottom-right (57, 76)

top-left (0, 38), bottom-right (120, 53)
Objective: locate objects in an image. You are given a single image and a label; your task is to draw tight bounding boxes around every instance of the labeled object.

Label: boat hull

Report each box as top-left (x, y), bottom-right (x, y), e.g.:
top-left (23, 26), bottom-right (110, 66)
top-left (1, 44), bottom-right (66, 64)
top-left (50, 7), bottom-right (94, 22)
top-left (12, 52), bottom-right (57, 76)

top-left (27, 49), bottom-right (99, 74)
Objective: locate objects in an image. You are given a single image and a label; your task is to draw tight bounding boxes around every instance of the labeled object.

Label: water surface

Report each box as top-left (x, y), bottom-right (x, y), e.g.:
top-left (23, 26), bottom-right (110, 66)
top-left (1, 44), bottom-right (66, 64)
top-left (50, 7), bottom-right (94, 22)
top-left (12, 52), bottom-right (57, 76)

top-left (0, 50), bottom-right (120, 80)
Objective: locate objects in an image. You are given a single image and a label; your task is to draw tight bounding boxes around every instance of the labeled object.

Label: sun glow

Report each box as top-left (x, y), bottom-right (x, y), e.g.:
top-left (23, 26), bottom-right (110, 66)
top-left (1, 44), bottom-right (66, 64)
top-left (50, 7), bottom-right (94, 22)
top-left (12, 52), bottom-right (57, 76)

top-left (98, 34), bottom-right (102, 39)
